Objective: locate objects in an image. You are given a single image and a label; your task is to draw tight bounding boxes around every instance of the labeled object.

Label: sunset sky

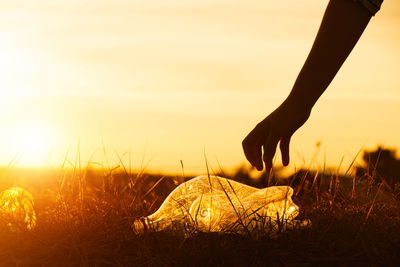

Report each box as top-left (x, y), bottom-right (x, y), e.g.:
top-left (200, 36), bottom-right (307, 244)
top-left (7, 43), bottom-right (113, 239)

top-left (1, 0), bottom-right (400, 174)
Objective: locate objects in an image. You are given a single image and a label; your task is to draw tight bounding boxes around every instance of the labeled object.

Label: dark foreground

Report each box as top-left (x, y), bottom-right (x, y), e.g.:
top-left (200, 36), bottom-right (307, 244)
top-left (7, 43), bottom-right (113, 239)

top-left (0, 167), bottom-right (399, 266)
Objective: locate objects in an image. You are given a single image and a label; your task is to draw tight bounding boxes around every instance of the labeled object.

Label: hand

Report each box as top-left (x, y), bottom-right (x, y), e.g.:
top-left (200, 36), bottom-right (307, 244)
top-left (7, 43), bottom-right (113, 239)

top-left (242, 98), bottom-right (311, 172)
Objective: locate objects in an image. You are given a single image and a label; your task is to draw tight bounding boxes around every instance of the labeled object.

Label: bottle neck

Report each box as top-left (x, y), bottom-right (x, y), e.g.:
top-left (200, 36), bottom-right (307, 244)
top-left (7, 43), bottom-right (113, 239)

top-left (132, 217), bottom-right (149, 234)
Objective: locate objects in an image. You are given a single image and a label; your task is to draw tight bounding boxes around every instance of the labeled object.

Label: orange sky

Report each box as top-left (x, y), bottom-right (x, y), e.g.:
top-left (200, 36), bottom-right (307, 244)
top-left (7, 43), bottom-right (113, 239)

top-left (1, 0), bottom-right (400, 174)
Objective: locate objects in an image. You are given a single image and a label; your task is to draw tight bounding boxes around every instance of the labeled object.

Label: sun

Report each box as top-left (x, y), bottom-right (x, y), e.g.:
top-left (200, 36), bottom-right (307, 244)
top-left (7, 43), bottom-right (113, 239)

top-left (16, 125), bottom-right (53, 166)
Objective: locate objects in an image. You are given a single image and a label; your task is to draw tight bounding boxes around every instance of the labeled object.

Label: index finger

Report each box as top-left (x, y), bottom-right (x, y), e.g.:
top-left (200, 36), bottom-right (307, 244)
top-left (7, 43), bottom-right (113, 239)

top-left (262, 133), bottom-right (279, 174)
top-left (242, 134), bottom-right (264, 171)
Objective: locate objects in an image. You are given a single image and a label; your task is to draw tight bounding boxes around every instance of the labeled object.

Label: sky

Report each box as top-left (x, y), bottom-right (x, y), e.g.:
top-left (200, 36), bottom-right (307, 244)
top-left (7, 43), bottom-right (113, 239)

top-left (0, 0), bottom-right (400, 174)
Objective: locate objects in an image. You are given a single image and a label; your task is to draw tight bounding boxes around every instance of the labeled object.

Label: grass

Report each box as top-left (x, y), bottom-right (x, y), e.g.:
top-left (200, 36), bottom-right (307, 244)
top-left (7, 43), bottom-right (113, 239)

top-left (0, 159), bottom-right (399, 266)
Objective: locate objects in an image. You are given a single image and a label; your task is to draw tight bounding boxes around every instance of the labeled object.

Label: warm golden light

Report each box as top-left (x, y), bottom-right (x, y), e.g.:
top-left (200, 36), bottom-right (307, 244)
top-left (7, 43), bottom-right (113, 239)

top-left (0, 1), bottom-right (399, 173)
top-left (0, 48), bottom-right (33, 77)
top-left (133, 176), bottom-right (310, 237)
top-left (0, 41), bottom-right (39, 98)
top-left (16, 125), bottom-right (53, 166)
top-left (0, 187), bottom-right (36, 231)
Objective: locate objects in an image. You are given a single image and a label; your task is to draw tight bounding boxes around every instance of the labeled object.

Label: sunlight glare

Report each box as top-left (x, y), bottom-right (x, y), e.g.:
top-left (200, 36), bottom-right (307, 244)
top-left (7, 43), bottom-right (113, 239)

top-left (16, 125), bottom-right (53, 166)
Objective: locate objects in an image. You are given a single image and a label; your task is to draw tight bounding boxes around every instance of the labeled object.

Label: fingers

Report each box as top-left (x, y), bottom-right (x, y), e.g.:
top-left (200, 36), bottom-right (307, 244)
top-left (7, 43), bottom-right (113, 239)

top-left (262, 134), bottom-right (279, 173)
top-left (244, 128), bottom-right (292, 173)
top-left (242, 124), bottom-right (268, 171)
top-left (279, 136), bottom-right (291, 166)
top-left (253, 142), bottom-right (263, 171)
top-left (242, 133), bottom-right (264, 171)
top-left (243, 123), bottom-right (292, 172)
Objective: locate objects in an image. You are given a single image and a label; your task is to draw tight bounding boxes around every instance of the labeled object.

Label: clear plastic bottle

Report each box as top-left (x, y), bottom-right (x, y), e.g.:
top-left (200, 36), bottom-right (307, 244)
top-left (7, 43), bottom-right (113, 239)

top-left (132, 175), bottom-right (309, 236)
top-left (0, 187), bottom-right (36, 230)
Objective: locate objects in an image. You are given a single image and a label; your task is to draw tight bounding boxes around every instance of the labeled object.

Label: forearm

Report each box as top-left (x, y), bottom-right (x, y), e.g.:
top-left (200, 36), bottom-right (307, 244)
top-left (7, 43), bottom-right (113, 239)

top-left (287, 0), bottom-right (375, 110)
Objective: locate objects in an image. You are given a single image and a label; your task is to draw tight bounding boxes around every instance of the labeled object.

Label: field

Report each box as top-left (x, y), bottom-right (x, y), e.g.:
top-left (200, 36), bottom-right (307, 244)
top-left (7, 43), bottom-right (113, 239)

top-left (0, 161), bottom-right (400, 266)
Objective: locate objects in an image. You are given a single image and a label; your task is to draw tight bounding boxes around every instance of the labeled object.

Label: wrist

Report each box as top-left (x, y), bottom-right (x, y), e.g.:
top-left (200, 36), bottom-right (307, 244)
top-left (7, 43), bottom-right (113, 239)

top-left (284, 93), bottom-right (314, 115)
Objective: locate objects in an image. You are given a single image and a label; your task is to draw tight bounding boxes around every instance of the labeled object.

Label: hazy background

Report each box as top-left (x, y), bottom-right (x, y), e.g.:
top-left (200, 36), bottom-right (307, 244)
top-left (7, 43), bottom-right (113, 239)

top-left (1, 0), bottom-right (399, 174)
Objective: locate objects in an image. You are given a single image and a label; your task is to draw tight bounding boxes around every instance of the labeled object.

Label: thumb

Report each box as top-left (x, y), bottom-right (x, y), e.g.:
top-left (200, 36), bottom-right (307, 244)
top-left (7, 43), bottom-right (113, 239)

top-left (279, 136), bottom-right (291, 166)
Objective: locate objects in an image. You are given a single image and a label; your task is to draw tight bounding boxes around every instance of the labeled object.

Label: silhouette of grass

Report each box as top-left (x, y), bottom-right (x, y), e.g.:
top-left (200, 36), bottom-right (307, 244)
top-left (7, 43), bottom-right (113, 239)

top-left (0, 150), bottom-right (399, 266)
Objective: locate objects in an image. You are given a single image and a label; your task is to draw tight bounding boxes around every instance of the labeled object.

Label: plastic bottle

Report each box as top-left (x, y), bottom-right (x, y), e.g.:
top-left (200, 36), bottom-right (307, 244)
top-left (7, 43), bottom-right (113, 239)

top-left (132, 175), bottom-right (310, 236)
top-left (0, 187), bottom-right (36, 231)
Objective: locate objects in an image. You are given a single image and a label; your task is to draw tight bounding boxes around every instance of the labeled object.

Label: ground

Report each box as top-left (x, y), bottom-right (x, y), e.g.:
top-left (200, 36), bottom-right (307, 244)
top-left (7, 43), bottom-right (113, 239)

top-left (0, 167), bottom-right (399, 266)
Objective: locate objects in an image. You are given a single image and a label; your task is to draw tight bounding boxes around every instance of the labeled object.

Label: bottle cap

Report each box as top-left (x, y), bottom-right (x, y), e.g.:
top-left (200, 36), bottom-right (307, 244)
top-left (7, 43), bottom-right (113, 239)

top-left (132, 217), bottom-right (148, 234)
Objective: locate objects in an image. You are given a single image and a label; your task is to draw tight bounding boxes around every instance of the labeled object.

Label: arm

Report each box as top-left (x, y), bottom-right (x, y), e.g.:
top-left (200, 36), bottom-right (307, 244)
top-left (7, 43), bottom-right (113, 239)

top-left (242, 0), bottom-right (381, 172)
top-left (287, 0), bottom-right (373, 110)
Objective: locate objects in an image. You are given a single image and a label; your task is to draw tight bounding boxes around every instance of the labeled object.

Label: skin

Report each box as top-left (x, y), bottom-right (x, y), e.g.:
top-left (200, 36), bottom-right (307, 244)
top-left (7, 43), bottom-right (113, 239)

top-left (242, 0), bottom-right (373, 173)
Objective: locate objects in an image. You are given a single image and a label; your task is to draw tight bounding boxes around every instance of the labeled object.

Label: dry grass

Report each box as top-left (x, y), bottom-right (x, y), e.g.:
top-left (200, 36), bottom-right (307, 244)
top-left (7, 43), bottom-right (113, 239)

top-left (0, 162), bottom-right (399, 266)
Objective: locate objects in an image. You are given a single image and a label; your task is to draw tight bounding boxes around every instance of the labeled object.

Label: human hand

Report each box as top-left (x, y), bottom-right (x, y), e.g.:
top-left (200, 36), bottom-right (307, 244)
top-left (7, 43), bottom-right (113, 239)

top-left (242, 98), bottom-right (311, 172)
